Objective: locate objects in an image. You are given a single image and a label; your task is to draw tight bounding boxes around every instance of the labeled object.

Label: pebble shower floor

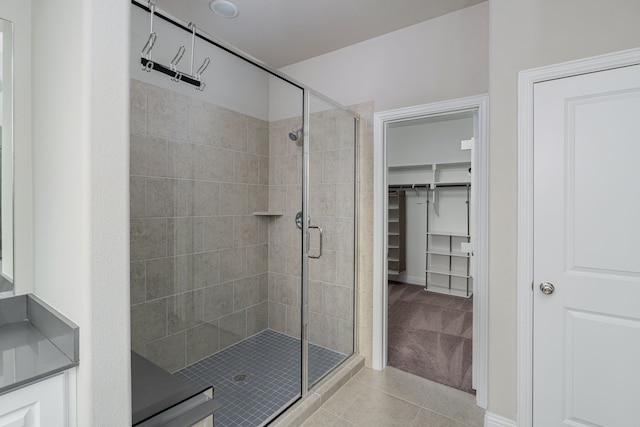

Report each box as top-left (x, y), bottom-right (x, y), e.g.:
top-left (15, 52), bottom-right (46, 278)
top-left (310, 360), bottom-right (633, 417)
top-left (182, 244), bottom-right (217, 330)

top-left (174, 329), bottom-right (347, 426)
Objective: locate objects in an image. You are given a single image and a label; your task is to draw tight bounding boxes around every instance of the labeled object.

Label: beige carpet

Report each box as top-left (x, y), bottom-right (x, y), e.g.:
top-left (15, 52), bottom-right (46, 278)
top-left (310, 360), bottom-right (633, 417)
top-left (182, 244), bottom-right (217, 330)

top-left (387, 281), bottom-right (474, 394)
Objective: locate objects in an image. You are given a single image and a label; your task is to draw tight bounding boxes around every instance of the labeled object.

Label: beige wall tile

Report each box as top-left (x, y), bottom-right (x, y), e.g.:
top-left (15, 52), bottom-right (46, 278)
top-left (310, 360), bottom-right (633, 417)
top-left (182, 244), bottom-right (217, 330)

top-left (220, 183), bottom-right (248, 216)
top-left (203, 216), bottom-right (233, 251)
top-left (147, 178), bottom-right (186, 218)
top-left (194, 145), bottom-right (234, 182)
top-left (130, 261), bottom-right (146, 305)
top-left (268, 301), bottom-right (286, 334)
top-left (309, 281), bottom-right (323, 314)
top-left (146, 332), bottom-right (186, 373)
top-left (131, 298), bottom-right (166, 348)
top-left (219, 310), bottom-right (247, 349)
top-left (310, 184), bottom-right (336, 217)
top-left (269, 186), bottom-right (286, 213)
top-left (187, 100), bottom-right (221, 146)
top-left (130, 133), bottom-right (168, 177)
top-left (190, 181), bottom-right (220, 216)
top-left (193, 251), bottom-right (220, 289)
top-left (285, 305), bottom-right (302, 338)
top-left (202, 282), bottom-right (234, 321)
top-left (219, 111), bottom-right (248, 152)
top-left (233, 276), bottom-right (260, 310)
top-left (248, 123), bottom-right (269, 156)
top-left (130, 218), bottom-right (167, 261)
top-left (323, 285), bottom-right (353, 321)
top-left (259, 156), bottom-right (270, 186)
top-left (246, 302), bottom-right (268, 336)
top-left (247, 185), bottom-right (269, 213)
top-left (167, 218), bottom-right (202, 256)
top-left (275, 275), bottom-right (300, 307)
top-left (233, 216), bottom-right (260, 247)
top-left (130, 176), bottom-right (147, 218)
top-left (147, 85), bottom-right (188, 140)
top-left (168, 140), bottom-right (195, 179)
top-left (146, 256), bottom-right (193, 299)
top-left (168, 290), bottom-right (204, 334)
top-left (130, 79), bottom-right (147, 134)
top-left (234, 152), bottom-right (261, 184)
top-left (323, 149), bottom-right (354, 184)
top-left (186, 321), bottom-right (220, 365)
top-left (220, 247), bottom-right (247, 282)
top-left (247, 244), bottom-right (268, 276)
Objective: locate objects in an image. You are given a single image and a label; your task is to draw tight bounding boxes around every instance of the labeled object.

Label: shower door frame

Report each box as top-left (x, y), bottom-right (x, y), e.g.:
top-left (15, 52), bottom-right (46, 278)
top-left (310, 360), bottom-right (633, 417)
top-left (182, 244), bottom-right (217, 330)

top-left (131, 0), bottom-right (360, 411)
top-left (301, 90), bottom-right (360, 396)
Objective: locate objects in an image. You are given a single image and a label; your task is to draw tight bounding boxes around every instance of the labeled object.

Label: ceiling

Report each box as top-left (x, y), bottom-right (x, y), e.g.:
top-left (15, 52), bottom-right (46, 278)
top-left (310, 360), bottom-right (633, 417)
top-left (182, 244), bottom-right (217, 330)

top-left (152, 0), bottom-right (486, 68)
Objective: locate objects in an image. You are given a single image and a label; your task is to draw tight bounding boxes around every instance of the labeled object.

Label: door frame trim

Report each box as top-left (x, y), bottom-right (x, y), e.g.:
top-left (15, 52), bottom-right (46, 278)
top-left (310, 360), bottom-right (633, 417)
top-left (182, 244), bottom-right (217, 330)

top-left (373, 94), bottom-right (489, 408)
top-left (517, 47), bottom-right (640, 427)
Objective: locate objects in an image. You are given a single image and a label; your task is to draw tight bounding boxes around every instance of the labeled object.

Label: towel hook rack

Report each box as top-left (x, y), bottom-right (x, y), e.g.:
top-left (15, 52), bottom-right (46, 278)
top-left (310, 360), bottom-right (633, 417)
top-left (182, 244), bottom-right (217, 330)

top-left (139, 2), bottom-right (210, 90)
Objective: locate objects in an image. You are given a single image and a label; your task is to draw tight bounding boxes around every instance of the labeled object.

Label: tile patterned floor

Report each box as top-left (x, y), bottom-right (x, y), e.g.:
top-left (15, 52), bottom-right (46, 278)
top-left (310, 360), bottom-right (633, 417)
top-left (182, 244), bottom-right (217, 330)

top-left (174, 329), bottom-right (346, 427)
top-left (302, 366), bottom-right (485, 427)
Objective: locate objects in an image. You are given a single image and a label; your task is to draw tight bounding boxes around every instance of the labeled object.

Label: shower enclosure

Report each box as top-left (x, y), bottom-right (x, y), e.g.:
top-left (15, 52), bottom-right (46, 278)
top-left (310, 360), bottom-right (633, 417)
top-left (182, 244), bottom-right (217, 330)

top-left (129, 2), bottom-right (358, 425)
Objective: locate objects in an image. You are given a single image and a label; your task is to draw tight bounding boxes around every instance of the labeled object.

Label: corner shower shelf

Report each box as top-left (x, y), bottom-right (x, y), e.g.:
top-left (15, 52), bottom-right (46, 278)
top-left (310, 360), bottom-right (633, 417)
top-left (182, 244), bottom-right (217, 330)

top-left (252, 212), bottom-right (284, 216)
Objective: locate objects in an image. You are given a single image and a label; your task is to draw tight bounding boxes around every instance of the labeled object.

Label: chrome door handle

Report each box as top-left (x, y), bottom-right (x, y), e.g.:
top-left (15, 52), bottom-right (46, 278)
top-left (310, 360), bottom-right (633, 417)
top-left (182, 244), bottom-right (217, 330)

top-left (539, 282), bottom-right (555, 295)
top-left (308, 225), bottom-right (323, 259)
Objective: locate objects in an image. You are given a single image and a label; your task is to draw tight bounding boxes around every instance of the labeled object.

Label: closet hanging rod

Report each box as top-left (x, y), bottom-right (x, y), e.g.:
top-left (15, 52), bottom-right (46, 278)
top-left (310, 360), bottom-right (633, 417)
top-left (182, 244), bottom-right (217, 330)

top-left (388, 183), bottom-right (470, 190)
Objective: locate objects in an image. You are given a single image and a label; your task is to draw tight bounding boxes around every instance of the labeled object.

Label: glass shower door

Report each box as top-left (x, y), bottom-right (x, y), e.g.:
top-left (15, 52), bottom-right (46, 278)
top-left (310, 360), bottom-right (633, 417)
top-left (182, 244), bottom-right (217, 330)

top-left (304, 94), bottom-right (358, 388)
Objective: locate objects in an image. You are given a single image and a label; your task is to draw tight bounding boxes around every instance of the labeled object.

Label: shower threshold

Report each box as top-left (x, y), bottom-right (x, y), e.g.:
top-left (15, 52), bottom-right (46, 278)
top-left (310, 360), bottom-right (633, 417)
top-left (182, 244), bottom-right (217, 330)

top-left (174, 329), bottom-right (346, 427)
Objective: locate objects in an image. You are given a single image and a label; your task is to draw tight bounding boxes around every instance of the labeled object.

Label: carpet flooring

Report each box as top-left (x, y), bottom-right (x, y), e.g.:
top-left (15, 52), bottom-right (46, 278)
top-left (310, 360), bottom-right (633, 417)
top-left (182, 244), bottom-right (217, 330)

top-left (387, 281), bottom-right (474, 394)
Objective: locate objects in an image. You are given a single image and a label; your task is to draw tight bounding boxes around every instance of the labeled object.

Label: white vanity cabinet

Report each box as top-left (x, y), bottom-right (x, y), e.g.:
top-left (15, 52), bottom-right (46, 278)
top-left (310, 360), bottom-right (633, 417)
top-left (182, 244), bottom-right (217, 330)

top-left (0, 369), bottom-right (76, 427)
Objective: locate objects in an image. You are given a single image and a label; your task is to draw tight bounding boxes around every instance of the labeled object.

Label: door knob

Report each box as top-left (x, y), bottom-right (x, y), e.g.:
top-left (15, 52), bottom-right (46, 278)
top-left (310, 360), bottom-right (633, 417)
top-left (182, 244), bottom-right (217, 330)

top-left (539, 282), bottom-right (555, 295)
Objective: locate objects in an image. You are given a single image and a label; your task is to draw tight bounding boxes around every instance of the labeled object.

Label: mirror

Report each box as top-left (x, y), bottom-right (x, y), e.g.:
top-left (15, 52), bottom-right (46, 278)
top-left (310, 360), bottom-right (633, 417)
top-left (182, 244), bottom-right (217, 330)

top-left (0, 17), bottom-right (13, 297)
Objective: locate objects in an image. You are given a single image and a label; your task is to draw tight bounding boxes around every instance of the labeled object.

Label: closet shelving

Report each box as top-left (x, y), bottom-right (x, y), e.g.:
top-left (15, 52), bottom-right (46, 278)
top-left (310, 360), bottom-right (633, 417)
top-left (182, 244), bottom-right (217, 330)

top-left (425, 184), bottom-right (472, 298)
top-left (387, 161), bottom-right (471, 187)
top-left (387, 190), bottom-right (406, 275)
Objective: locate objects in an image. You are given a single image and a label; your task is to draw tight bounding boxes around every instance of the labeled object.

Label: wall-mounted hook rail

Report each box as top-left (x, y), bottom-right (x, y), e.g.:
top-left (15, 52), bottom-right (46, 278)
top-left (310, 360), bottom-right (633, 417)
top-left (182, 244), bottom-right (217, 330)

top-left (139, 2), bottom-right (211, 90)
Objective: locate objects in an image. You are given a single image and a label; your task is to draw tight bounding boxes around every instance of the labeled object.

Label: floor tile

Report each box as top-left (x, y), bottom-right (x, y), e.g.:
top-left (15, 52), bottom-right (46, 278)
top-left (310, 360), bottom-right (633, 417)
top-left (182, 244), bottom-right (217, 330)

top-left (353, 367), bottom-right (437, 406)
top-left (175, 329), bottom-right (346, 427)
top-left (411, 408), bottom-right (467, 427)
top-left (339, 387), bottom-right (421, 427)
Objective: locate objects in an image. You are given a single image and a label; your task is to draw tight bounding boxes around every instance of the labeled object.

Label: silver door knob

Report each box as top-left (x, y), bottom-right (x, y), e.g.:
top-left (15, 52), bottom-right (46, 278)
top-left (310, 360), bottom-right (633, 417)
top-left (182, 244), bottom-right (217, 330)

top-left (539, 282), bottom-right (555, 295)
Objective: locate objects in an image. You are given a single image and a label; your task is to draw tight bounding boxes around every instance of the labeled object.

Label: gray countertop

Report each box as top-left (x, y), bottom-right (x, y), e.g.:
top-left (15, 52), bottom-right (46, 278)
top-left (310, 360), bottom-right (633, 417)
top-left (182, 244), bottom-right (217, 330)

top-left (0, 294), bottom-right (79, 396)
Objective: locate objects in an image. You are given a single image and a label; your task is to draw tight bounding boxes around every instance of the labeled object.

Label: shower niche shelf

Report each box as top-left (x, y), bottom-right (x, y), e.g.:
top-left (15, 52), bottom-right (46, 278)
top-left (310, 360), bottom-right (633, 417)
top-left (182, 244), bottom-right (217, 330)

top-left (253, 211), bottom-right (284, 217)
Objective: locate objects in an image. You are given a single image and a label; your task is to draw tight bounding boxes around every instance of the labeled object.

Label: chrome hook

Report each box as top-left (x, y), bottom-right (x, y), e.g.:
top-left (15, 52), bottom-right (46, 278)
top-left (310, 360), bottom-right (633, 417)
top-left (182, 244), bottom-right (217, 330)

top-left (141, 32), bottom-right (157, 60)
top-left (197, 82), bottom-right (206, 92)
top-left (171, 72), bottom-right (183, 82)
top-left (170, 46), bottom-right (186, 71)
top-left (188, 22), bottom-right (197, 76)
top-left (195, 57), bottom-right (210, 79)
top-left (144, 60), bottom-right (155, 72)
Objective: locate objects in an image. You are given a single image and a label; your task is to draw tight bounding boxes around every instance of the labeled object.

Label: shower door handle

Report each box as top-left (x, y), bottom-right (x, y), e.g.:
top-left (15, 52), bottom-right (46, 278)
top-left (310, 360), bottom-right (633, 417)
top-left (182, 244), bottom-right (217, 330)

top-left (308, 225), bottom-right (323, 259)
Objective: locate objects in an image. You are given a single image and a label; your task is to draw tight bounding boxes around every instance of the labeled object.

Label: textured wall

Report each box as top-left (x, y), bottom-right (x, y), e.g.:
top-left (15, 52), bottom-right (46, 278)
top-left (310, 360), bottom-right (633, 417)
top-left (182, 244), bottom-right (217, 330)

top-left (129, 79), bottom-right (270, 372)
top-left (267, 108), bottom-right (356, 356)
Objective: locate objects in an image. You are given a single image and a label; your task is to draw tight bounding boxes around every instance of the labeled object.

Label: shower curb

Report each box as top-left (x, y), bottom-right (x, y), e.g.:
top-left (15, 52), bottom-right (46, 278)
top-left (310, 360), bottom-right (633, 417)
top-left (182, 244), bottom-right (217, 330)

top-left (270, 354), bottom-right (365, 426)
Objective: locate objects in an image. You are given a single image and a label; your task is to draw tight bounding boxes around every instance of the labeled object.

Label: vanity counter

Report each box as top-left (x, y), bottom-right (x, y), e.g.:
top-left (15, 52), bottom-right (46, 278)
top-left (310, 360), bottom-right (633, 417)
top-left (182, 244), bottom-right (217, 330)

top-left (0, 294), bottom-right (79, 396)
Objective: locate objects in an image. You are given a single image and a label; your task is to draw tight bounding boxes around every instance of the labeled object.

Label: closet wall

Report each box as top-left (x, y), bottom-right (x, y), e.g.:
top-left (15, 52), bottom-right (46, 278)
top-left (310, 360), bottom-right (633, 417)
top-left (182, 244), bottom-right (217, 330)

top-left (387, 115), bottom-right (473, 288)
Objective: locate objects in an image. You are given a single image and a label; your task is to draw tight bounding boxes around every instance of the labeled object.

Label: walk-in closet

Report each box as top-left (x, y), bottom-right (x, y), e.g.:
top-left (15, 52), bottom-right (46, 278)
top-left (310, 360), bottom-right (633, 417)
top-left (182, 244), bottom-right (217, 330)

top-left (386, 112), bottom-right (475, 393)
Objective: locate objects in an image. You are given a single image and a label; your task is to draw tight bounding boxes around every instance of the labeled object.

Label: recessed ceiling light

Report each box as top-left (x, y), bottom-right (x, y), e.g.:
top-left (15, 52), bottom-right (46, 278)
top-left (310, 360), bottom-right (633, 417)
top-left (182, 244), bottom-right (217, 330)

top-left (210, 0), bottom-right (239, 18)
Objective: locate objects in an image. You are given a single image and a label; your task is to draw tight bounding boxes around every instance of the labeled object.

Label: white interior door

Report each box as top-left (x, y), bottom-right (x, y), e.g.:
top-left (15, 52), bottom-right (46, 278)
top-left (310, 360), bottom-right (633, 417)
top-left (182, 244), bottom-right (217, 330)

top-left (533, 64), bottom-right (640, 426)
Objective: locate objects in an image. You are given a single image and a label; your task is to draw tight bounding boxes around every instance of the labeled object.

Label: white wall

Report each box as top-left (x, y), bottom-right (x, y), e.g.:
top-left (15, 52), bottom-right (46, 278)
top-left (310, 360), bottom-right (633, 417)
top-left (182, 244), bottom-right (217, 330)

top-left (281, 2), bottom-right (489, 111)
top-left (1, 1), bottom-right (33, 293)
top-left (31, 0), bottom-right (131, 425)
top-left (488, 0), bottom-right (640, 421)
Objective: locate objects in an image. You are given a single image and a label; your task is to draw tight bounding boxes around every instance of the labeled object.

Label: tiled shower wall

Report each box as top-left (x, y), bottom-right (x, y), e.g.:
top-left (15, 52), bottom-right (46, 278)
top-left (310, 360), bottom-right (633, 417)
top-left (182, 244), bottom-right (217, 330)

top-left (129, 79), bottom-right (270, 372)
top-left (267, 109), bottom-right (355, 355)
top-left (129, 79), bottom-right (357, 372)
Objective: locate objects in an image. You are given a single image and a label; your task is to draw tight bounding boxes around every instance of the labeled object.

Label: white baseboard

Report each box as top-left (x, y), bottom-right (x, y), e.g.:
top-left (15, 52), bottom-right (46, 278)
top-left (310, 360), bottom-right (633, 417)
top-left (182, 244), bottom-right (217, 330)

top-left (485, 411), bottom-right (517, 427)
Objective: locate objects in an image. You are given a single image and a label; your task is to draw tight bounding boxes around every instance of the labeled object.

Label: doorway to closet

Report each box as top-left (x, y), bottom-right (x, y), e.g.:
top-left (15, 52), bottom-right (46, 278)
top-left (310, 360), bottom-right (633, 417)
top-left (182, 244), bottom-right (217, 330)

top-left (387, 112), bottom-right (474, 392)
top-left (373, 95), bottom-right (488, 407)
